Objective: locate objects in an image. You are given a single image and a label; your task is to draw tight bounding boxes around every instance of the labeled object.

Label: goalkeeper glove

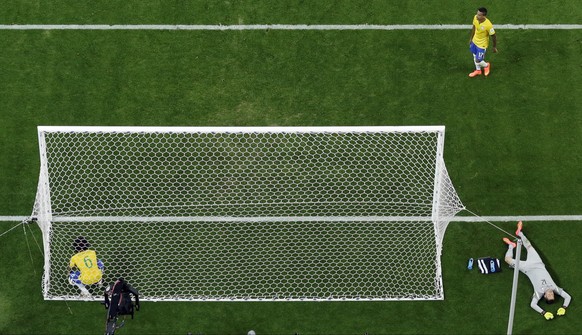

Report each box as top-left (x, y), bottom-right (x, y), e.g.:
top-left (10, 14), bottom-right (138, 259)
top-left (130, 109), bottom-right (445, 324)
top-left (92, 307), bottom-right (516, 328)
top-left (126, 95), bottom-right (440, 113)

top-left (543, 311), bottom-right (554, 320)
top-left (557, 307), bottom-right (566, 316)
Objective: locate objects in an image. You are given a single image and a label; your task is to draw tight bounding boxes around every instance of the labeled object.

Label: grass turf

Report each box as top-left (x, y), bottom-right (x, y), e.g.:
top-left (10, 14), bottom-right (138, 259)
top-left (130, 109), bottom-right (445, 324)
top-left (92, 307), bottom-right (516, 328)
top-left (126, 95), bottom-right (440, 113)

top-left (2, 220), bottom-right (581, 334)
top-left (1, 0), bottom-right (581, 24)
top-left (0, 0), bottom-right (581, 333)
top-left (1, 29), bottom-right (580, 216)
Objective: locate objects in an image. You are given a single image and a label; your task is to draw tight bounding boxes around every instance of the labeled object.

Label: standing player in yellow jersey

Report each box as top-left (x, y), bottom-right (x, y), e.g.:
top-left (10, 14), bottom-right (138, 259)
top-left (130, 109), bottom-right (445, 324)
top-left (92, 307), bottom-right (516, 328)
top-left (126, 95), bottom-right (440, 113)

top-left (469, 7), bottom-right (498, 77)
top-left (68, 236), bottom-right (104, 297)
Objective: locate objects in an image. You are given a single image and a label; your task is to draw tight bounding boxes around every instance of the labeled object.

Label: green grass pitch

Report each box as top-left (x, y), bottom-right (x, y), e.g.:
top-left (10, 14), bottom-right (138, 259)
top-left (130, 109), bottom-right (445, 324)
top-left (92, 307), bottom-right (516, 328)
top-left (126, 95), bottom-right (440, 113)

top-left (1, 0), bottom-right (581, 334)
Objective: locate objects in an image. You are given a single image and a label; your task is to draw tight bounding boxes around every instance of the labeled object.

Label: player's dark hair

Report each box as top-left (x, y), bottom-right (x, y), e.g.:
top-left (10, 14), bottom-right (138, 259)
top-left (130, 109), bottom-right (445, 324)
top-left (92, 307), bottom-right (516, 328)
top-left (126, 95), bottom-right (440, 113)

top-left (478, 7), bottom-right (488, 15)
top-left (72, 236), bottom-right (90, 252)
top-left (546, 297), bottom-right (555, 304)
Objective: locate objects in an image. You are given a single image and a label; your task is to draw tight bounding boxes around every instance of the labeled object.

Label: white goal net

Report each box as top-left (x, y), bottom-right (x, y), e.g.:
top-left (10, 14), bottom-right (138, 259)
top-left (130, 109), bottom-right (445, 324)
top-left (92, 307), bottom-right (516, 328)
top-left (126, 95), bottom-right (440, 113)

top-left (32, 126), bottom-right (464, 301)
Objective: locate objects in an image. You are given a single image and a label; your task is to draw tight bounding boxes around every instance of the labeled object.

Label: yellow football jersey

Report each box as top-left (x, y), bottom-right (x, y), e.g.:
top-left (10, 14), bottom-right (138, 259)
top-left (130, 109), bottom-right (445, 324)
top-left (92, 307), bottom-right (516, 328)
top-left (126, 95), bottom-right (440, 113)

top-left (69, 250), bottom-right (102, 285)
top-left (472, 15), bottom-right (495, 49)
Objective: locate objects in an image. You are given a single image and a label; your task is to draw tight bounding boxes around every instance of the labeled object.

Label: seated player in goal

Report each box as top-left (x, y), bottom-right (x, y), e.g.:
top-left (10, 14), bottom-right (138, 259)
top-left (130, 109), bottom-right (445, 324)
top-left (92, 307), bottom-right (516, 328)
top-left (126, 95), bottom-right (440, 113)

top-left (68, 236), bottom-right (104, 297)
top-left (503, 221), bottom-right (572, 320)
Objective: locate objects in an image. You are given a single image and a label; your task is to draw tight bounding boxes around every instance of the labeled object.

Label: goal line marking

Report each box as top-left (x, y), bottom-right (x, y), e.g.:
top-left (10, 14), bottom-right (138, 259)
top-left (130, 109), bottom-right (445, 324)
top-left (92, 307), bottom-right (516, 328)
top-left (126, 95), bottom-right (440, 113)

top-left (0, 24), bottom-right (581, 31)
top-left (1, 215), bottom-right (581, 222)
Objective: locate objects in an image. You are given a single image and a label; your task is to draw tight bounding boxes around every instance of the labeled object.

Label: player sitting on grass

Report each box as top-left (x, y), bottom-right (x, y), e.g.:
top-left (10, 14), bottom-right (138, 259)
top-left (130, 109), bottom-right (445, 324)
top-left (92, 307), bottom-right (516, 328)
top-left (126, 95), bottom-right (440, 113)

top-left (68, 236), bottom-right (104, 297)
top-left (503, 221), bottom-right (571, 320)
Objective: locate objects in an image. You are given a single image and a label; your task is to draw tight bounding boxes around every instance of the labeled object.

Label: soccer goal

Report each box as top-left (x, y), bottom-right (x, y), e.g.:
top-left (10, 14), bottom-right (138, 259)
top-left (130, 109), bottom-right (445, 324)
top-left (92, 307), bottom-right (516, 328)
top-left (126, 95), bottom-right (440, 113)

top-left (31, 126), bottom-right (464, 301)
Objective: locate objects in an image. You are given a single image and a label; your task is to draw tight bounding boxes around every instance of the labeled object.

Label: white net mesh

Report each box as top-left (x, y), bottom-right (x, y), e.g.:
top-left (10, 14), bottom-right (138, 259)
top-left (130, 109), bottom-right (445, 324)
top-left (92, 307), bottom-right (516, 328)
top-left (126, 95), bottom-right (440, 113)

top-left (32, 126), bottom-right (464, 301)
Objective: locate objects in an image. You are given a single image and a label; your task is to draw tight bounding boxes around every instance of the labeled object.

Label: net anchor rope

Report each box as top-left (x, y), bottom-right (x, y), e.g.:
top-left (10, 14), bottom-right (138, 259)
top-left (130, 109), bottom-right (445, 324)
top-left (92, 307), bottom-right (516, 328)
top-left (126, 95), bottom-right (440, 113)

top-left (463, 208), bottom-right (517, 239)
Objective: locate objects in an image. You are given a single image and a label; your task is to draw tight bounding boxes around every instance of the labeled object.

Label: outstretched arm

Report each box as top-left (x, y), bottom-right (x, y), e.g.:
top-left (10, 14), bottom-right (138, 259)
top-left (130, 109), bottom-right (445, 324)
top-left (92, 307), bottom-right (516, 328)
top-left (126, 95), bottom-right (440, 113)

top-left (556, 288), bottom-right (571, 316)
top-left (559, 288), bottom-right (572, 307)
top-left (530, 295), bottom-right (544, 314)
top-left (531, 295), bottom-right (555, 320)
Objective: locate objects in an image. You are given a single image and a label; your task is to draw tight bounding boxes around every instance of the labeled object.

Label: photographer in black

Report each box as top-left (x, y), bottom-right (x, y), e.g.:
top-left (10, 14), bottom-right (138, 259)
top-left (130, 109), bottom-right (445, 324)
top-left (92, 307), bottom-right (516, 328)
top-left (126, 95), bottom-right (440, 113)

top-left (103, 278), bottom-right (140, 335)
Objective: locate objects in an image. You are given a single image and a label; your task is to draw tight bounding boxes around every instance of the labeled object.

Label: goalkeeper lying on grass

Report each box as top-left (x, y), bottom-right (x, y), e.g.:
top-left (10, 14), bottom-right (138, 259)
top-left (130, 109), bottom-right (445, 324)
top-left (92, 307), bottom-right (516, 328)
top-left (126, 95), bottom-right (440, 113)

top-left (503, 221), bottom-right (571, 320)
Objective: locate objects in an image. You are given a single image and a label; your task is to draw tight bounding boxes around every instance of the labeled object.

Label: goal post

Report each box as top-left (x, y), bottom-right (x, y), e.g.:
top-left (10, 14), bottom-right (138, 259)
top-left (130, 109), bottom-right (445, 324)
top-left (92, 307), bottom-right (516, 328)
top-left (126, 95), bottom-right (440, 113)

top-left (32, 126), bottom-right (464, 301)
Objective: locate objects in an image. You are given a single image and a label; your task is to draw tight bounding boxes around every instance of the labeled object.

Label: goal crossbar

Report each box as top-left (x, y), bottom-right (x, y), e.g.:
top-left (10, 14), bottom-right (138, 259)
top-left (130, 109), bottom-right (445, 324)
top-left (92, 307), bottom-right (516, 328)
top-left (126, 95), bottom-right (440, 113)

top-left (37, 125), bottom-right (445, 133)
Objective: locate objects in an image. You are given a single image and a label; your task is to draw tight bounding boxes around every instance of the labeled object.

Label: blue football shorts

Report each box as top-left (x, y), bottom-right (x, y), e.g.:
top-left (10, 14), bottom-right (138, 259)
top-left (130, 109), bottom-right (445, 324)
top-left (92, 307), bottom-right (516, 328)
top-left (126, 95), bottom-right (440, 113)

top-left (470, 42), bottom-right (486, 62)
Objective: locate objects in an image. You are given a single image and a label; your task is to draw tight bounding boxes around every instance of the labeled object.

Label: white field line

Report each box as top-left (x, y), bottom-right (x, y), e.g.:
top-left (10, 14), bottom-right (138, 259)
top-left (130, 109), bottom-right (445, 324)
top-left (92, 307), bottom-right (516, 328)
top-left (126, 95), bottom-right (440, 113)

top-left (1, 215), bottom-right (581, 222)
top-left (1, 216), bottom-right (29, 221)
top-left (0, 24), bottom-right (581, 31)
top-left (452, 215), bottom-right (582, 222)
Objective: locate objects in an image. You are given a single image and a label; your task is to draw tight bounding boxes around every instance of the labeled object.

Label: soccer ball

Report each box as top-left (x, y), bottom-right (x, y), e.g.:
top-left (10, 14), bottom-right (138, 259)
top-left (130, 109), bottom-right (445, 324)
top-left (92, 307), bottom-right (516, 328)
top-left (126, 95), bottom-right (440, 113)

top-left (247, 331), bottom-right (256, 335)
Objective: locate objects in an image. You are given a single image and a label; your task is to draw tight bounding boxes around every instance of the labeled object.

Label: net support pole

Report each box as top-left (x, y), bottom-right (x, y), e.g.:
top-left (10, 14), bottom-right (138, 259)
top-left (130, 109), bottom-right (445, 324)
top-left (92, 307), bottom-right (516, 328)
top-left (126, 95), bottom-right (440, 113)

top-left (507, 238), bottom-right (522, 335)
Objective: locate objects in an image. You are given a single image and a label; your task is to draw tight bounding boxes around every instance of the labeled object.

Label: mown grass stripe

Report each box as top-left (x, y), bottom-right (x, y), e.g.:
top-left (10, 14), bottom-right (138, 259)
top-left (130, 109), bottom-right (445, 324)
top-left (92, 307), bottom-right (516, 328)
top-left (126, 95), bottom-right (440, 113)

top-left (0, 24), bottom-right (581, 30)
